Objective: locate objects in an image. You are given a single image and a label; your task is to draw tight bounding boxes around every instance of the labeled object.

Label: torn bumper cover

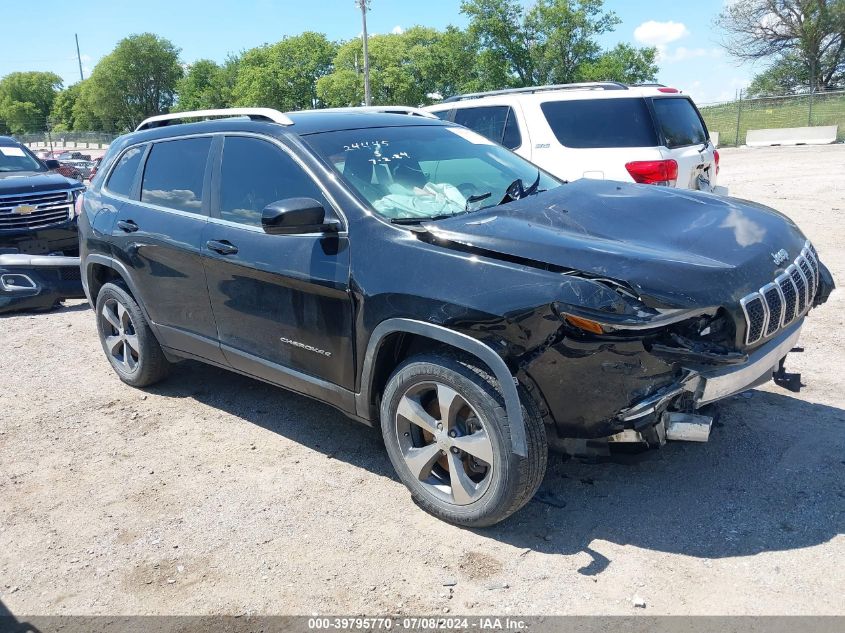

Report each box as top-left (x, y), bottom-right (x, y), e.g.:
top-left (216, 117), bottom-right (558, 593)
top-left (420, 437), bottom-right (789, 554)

top-left (617, 322), bottom-right (803, 424)
top-left (0, 254), bottom-right (84, 314)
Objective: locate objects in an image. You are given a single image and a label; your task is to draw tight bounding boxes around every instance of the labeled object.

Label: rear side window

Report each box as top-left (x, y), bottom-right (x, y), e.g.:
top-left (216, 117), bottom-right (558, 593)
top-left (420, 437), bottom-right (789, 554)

top-left (106, 146), bottom-right (145, 197)
top-left (540, 98), bottom-right (657, 148)
top-left (453, 106), bottom-right (522, 149)
top-left (141, 137), bottom-right (211, 213)
top-left (651, 97), bottom-right (707, 148)
top-left (218, 136), bottom-right (327, 227)
top-left (431, 109), bottom-right (452, 121)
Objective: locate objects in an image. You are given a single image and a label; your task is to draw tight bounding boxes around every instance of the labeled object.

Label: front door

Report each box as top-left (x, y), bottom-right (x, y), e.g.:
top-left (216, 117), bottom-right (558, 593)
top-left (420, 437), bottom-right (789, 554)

top-left (202, 135), bottom-right (354, 390)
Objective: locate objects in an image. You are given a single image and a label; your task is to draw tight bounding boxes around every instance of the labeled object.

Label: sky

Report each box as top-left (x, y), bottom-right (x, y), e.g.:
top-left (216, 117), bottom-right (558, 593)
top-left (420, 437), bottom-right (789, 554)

top-left (0, 0), bottom-right (762, 105)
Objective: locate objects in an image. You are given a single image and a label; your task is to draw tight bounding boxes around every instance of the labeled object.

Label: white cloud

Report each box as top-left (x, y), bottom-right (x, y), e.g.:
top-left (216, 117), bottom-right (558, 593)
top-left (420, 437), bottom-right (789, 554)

top-left (634, 20), bottom-right (689, 46)
top-left (391, 25), bottom-right (404, 35)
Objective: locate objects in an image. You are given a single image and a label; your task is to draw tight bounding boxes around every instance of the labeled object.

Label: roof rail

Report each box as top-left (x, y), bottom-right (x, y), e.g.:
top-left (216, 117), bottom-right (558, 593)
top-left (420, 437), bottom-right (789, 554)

top-left (135, 108), bottom-right (294, 132)
top-left (441, 81), bottom-right (629, 103)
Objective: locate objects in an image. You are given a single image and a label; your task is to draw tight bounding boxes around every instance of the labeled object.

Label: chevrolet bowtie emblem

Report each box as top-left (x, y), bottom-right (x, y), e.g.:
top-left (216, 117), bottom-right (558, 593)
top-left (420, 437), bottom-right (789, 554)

top-left (12, 204), bottom-right (36, 215)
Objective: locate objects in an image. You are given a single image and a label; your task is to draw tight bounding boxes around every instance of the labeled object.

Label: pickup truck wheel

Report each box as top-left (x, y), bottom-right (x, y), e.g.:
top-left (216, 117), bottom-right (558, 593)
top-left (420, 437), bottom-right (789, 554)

top-left (381, 352), bottom-right (547, 527)
top-left (95, 283), bottom-right (170, 388)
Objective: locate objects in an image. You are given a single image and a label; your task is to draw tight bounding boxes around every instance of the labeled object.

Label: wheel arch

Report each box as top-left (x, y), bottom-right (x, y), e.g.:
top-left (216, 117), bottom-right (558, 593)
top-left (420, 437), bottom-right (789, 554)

top-left (356, 318), bottom-right (527, 456)
top-left (84, 255), bottom-right (150, 320)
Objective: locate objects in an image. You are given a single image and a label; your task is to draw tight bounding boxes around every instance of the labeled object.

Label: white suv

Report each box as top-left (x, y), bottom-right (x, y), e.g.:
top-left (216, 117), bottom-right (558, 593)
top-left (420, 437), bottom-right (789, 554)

top-left (424, 82), bottom-right (722, 192)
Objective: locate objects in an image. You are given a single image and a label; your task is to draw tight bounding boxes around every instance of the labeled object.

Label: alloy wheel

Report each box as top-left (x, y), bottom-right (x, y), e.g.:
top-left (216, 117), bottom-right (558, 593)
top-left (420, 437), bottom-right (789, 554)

top-left (100, 298), bottom-right (140, 373)
top-left (395, 381), bottom-right (494, 505)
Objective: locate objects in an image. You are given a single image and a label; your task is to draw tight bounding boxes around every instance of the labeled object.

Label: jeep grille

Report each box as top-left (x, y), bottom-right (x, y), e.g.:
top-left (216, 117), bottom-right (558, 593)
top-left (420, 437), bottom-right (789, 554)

top-left (740, 241), bottom-right (820, 346)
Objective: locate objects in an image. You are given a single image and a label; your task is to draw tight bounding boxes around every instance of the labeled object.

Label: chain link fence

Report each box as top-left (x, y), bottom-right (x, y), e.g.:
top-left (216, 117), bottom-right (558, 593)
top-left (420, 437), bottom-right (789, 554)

top-left (698, 89), bottom-right (845, 147)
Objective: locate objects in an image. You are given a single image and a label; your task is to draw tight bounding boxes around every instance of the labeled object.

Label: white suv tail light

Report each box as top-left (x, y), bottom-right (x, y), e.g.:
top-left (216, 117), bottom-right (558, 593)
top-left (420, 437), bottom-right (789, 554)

top-left (625, 159), bottom-right (678, 187)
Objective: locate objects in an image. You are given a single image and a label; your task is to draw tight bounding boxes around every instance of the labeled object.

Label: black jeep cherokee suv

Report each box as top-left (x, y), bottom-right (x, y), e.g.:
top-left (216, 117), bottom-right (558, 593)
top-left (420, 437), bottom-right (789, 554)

top-left (78, 108), bottom-right (833, 526)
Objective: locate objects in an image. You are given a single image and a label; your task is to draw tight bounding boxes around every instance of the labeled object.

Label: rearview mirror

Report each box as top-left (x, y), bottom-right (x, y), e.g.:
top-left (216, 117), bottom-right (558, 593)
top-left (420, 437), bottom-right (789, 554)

top-left (261, 198), bottom-right (339, 235)
top-left (44, 159), bottom-right (60, 170)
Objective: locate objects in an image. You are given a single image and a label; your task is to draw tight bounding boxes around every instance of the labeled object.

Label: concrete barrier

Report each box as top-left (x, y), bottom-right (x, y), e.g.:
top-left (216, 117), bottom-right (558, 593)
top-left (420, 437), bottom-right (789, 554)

top-left (746, 125), bottom-right (838, 147)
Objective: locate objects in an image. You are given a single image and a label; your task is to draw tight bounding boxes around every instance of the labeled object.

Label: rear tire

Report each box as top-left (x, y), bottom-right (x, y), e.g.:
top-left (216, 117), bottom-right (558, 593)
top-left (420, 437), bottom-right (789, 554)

top-left (380, 351), bottom-right (547, 527)
top-left (95, 282), bottom-right (170, 388)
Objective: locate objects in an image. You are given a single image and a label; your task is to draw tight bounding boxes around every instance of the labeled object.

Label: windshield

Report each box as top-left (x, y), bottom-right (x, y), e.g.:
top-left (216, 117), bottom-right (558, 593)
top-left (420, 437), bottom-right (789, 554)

top-left (304, 124), bottom-right (561, 221)
top-left (0, 143), bottom-right (46, 173)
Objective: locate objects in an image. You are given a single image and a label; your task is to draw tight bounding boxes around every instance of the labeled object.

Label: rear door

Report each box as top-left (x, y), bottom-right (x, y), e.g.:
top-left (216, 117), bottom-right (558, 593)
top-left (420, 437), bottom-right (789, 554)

top-left (109, 136), bottom-right (224, 363)
top-left (648, 96), bottom-right (717, 190)
top-left (202, 134), bottom-right (355, 390)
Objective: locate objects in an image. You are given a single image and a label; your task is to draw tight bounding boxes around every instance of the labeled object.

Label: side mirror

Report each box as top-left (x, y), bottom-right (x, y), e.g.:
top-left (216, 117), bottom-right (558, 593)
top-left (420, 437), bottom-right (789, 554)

top-left (44, 159), bottom-right (60, 170)
top-left (261, 198), bottom-right (339, 235)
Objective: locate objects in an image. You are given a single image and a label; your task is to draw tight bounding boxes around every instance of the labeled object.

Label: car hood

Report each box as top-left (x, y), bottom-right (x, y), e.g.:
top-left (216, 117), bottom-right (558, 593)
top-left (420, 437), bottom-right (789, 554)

top-left (0, 171), bottom-right (78, 194)
top-left (421, 179), bottom-right (809, 308)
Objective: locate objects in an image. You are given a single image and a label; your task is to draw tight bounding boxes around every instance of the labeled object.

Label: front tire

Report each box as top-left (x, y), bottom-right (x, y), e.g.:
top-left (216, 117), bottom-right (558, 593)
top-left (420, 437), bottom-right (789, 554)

top-left (381, 352), bottom-right (547, 527)
top-left (95, 282), bottom-right (170, 387)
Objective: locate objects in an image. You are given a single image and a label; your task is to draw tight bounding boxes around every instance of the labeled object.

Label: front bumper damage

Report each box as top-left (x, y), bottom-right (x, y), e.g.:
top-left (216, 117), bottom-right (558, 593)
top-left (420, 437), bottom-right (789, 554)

top-left (0, 254), bottom-right (85, 314)
top-left (618, 322), bottom-right (802, 421)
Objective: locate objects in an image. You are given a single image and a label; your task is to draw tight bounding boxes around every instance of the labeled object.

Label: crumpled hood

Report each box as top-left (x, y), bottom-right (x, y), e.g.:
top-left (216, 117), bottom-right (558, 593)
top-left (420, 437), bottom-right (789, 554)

top-left (421, 179), bottom-right (809, 308)
top-left (0, 171), bottom-right (77, 194)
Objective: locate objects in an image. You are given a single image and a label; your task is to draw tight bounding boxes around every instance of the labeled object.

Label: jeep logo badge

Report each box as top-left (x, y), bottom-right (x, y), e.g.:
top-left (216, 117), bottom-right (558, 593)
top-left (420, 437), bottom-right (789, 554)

top-left (12, 204), bottom-right (36, 215)
top-left (771, 248), bottom-right (789, 266)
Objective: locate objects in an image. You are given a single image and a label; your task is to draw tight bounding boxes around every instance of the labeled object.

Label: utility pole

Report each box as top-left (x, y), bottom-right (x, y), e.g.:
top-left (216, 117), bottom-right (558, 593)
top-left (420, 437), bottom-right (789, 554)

top-left (356, 0), bottom-right (372, 106)
top-left (75, 33), bottom-right (84, 82)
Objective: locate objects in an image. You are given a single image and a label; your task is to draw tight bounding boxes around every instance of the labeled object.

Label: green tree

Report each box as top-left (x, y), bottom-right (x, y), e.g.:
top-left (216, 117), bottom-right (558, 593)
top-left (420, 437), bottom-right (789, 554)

top-left (717, 0), bottom-right (845, 92)
top-left (459, 0), bottom-right (657, 89)
top-left (318, 27), bottom-right (480, 106)
top-left (233, 33), bottom-right (336, 110)
top-left (50, 82), bottom-right (83, 131)
top-left (747, 54), bottom-right (813, 96)
top-left (0, 71), bottom-right (63, 134)
top-left (83, 33), bottom-right (183, 131)
top-left (176, 55), bottom-right (241, 111)
top-left (580, 43), bottom-right (659, 84)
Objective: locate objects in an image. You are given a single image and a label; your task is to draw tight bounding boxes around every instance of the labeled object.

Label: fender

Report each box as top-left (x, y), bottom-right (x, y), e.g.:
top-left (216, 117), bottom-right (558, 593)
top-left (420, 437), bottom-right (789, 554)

top-left (83, 254), bottom-right (152, 321)
top-left (357, 318), bottom-right (527, 457)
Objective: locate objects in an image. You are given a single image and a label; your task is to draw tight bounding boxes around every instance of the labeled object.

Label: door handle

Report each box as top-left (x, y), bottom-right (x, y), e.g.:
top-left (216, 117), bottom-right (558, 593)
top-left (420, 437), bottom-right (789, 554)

top-left (206, 240), bottom-right (238, 255)
top-left (117, 219), bottom-right (138, 233)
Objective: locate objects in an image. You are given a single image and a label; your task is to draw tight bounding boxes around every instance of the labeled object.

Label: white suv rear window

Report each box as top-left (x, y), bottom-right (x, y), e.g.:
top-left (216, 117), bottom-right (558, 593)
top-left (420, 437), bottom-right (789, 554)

top-left (540, 98), bottom-right (657, 148)
top-left (650, 97), bottom-right (708, 148)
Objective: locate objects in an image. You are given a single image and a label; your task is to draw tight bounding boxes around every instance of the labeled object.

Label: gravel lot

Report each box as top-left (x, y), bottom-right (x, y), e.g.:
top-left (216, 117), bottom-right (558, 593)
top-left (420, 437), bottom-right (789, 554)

top-left (1, 145), bottom-right (843, 616)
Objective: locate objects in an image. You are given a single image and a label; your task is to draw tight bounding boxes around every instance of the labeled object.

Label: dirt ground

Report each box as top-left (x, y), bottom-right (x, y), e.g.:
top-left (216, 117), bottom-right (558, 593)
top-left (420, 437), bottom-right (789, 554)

top-left (1, 145), bottom-right (843, 616)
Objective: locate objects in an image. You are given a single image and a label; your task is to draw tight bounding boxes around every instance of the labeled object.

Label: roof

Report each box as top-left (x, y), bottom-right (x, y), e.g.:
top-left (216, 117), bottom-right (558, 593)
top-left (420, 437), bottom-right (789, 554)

top-left (284, 110), bottom-right (445, 135)
top-left (0, 136), bottom-right (20, 145)
top-left (117, 109), bottom-right (447, 147)
top-left (427, 83), bottom-right (683, 109)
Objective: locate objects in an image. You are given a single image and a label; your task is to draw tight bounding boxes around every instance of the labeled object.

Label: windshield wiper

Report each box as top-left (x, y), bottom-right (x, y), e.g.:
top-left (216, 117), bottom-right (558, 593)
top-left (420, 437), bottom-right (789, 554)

top-left (497, 170), bottom-right (542, 206)
top-left (465, 191), bottom-right (491, 211)
top-left (390, 196), bottom-right (494, 225)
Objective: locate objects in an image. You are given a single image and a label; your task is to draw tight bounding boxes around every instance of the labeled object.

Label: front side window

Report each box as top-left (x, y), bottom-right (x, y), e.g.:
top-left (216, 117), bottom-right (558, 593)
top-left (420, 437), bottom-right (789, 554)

top-left (304, 124), bottom-right (560, 221)
top-left (0, 143), bottom-right (46, 173)
top-left (454, 106), bottom-right (522, 149)
top-left (106, 145), bottom-right (145, 197)
top-left (540, 98), bottom-right (657, 148)
top-left (218, 136), bottom-right (327, 227)
top-left (650, 97), bottom-right (708, 148)
top-left (141, 137), bottom-right (211, 213)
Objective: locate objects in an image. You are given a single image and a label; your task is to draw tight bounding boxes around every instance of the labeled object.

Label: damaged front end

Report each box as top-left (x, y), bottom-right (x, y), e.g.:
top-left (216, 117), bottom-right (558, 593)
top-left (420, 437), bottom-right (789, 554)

top-left (514, 244), bottom-right (835, 454)
top-left (0, 254), bottom-right (85, 314)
